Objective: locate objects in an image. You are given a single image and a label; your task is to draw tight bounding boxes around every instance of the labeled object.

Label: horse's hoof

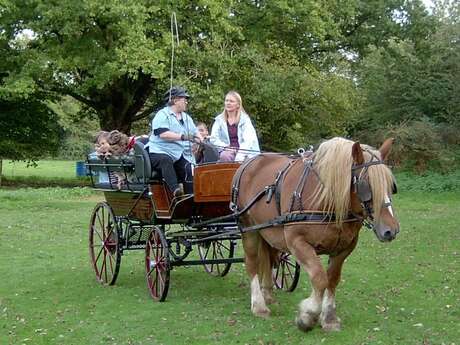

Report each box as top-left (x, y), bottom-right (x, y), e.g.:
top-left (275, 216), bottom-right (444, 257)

top-left (296, 312), bottom-right (318, 332)
top-left (320, 311), bottom-right (341, 332)
top-left (252, 306), bottom-right (271, 318)
top-left (322, 322), bottom-right (341, 332)
top-left (265, 296), bottom-right (278, 304)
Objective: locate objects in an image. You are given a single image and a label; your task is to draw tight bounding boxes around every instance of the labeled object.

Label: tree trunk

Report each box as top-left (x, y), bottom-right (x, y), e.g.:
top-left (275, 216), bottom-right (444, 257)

top-left (90, 73), bottom-right (156, 134)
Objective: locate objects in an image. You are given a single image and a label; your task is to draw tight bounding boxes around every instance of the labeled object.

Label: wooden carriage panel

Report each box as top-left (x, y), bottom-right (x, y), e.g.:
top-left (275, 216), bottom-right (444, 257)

top-left (104, 191), bottom-right (153, 221)
top-left (149, 183), bottom-right (172, 218)
top-left (193, 162), bottom-right (241, 203)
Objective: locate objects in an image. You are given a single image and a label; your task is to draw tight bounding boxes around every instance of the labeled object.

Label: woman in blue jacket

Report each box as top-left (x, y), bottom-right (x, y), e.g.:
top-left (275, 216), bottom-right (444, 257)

top-left (146, 86), bottom-right (201, 197)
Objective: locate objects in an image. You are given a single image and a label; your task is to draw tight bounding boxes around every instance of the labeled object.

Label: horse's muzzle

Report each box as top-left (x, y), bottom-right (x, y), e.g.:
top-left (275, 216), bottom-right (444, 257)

top-left (383, 230), bottom-right (396, 242)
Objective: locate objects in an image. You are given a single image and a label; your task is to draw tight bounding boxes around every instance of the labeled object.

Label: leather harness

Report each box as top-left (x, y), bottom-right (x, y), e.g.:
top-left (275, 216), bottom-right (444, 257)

top-left (230, 151), bottom-right (392, 233)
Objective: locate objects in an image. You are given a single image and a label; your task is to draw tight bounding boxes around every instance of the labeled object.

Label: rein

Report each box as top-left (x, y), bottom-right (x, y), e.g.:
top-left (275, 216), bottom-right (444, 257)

top-left (240, 211), bottom-right (360, 233)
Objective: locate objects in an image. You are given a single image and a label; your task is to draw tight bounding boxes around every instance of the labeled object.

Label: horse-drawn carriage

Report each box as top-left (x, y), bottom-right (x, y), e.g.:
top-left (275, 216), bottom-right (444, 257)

top-left (85, 139), bottom-right (300, 301)
top-left (86, 137), bottom-right (400, 332)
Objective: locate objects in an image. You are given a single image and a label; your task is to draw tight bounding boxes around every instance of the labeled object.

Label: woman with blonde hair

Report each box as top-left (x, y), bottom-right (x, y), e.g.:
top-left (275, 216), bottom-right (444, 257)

top-left (210, 91), bottom-right (260, 162)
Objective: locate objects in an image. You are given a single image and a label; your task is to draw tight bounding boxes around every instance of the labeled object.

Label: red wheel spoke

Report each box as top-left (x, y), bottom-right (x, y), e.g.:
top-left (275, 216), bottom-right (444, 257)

top-left (101, 251), bottom-right (107, 282)
top-left (94, 245), bottom-right (104, 266)
top-left (107, 250), bottom-right (115, 275)
top-left (92, 224), bottom-right (104, 243)
top-left (89, 203), bottom-right (120, 286)
top-left (145, 228), bottom-right (169, 301)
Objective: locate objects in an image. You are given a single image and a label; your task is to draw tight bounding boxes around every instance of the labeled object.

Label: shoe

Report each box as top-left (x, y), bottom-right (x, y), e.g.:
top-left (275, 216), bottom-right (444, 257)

top-left (173, 183), bottom-right (184, 197)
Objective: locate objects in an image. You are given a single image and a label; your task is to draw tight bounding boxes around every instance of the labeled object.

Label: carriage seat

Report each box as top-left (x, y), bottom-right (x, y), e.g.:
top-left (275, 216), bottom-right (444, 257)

top-left (85, 139), bottom-right (158, 191)
top-left (134, 140), bottom-right (158, 183)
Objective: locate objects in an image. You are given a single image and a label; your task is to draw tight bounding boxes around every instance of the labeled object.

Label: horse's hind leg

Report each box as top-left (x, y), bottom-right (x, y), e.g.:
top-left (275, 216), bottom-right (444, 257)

top-left (242, 232), bottom-right (271, 318)
top-left (260, 244), bottom-right (278, 305)
top-left (288, 238), bottom-right (328, 332)
top-left (321, 238), bottom-right (358, 332)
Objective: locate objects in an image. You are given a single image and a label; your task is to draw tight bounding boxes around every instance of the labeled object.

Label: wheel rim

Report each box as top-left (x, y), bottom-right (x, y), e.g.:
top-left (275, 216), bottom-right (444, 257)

top-left (88, 202), bottom-right (121, 285)
top-left (273, 252), bottom-right (300, 292)
top-left (198, 239), bottom-right (234, 277)
top-left (145, 228), bottom-right (170, 301)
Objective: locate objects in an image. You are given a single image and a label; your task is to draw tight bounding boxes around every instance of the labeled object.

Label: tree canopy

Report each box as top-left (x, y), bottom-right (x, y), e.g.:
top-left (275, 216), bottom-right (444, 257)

top-left (1, 0), bottom-right (458, 167)
top-left (0, 97), bottom-right (61, 163)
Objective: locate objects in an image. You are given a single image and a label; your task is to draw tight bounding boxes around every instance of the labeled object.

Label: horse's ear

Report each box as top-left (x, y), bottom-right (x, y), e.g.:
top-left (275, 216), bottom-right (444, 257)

top-left (352, 141), bottom-right (364, 165)
top-left (379, 138), bottom-right (394, 161)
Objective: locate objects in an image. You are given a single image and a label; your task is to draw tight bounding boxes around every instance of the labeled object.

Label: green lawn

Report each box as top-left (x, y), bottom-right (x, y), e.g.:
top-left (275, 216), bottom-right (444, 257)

top-left (2, 160), bottom-right (78, 178)
top-left (1, 160), bottom-right (88, 187)
top-left (0, 187), bottom-right (459, 345)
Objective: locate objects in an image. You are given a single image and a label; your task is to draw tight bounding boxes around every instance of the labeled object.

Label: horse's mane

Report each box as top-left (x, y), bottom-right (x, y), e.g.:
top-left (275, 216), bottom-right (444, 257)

top-left (311, 137), bottom-right (395, 226)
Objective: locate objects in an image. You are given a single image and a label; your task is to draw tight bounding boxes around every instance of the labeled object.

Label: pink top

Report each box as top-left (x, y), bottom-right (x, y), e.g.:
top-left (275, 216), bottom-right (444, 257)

top-left (227, 123), bottom-right (239, 148)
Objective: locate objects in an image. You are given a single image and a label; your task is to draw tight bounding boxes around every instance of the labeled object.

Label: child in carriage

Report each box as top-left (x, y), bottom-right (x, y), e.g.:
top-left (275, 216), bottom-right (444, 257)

top-left (90, 130), bottom-right (136, 188)
top-left (94, 131), bottom-right (111, 158)
top-left (193, 122), bottom-right (219, 164)
top-left (106, 130), bottom-right (136, 189)
top-left (192, 122), bottom-right (209, 163)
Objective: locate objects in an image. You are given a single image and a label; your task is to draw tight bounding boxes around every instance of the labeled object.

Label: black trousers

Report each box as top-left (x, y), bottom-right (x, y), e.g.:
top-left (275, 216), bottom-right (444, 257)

top-left (148, 153), bottom-right (193, 194)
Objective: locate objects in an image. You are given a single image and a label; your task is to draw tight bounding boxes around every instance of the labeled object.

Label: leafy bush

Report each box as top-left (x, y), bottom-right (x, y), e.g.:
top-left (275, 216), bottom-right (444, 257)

top-left (354, 118), bottom-right (460, 173)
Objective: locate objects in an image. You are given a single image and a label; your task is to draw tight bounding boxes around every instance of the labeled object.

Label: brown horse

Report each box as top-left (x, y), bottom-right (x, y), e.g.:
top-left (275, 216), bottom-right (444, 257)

top-left (232, 137), bottom-right (399, 332)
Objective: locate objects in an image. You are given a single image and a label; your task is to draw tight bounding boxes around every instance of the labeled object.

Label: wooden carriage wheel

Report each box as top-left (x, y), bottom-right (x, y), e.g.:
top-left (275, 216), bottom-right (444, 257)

top-left (273, 252), bottom-right (300, 292)
top-left (198, 239), bottom-right (235, 277)
top-left (88, 202), bottom-right (121, 285)
top-left (145, 226), bottom-right (170, 301)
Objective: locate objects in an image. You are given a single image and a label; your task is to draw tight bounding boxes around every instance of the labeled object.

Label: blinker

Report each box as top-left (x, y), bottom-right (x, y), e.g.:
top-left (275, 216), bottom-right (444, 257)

top-left (356, 179), bottom-right (372, 202)
top-left (392, 181), bottom-right (398, 194)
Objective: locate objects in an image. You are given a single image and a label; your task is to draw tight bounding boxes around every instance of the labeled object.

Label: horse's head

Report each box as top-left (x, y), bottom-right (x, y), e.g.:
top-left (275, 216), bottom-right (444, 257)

top-left (351, 138), bottom-right (400, 242)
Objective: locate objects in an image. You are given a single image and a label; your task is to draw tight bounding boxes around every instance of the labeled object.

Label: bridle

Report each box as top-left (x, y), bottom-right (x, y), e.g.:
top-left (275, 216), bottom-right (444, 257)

top-left (351, 152), bottom-right (397, 230)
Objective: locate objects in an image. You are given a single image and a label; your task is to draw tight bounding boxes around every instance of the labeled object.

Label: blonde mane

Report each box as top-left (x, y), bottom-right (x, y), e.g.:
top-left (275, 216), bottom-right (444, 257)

top-left (311, 137), bottom-right (395, 225)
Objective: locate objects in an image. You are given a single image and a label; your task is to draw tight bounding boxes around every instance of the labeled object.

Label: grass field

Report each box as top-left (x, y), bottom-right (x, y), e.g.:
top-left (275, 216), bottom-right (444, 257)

top-left (3, 159), bottom-right (460, 192)
top-left (2, 160), bottom-right (77, 178)
top-left (1, 160), bottom-right (88, 187)
top-left (0, 186), bottom-right (459, 345)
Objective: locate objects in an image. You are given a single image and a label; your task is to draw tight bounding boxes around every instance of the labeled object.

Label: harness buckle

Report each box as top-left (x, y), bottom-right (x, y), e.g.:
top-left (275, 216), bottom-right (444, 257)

top-left (229, 202), bottom-right (238, 212)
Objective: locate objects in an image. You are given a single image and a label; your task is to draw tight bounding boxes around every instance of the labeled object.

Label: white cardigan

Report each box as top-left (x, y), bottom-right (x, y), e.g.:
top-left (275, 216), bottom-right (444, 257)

top-left (210, 112), bottom-right (260, 161)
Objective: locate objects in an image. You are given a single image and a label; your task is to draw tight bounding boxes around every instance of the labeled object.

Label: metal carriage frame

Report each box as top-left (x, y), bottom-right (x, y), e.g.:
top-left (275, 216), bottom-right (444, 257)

top-left (86, 140), bottom-right (300, 301)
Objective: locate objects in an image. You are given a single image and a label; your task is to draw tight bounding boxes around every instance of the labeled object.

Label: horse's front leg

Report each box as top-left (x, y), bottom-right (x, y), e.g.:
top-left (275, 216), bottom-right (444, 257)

top-left (288, 237), bottom-right (328, 332)
top-left (321, 237), bottom-right (358, 332)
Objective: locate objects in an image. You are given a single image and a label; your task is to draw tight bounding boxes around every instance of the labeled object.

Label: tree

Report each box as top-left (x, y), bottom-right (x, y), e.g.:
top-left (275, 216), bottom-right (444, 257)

top-left (0, 0), bottom-right (237, 133)
top-left (0, 97), bottom-right (61, 184)
top-left (1, 0), bottom-right (431, 150)
top-left (351, 0), bottom-right (460, 171)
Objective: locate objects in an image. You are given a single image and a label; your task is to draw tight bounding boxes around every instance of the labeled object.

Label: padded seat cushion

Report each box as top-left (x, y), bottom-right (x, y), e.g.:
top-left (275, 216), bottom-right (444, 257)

top-left (134, 141), bottom-right (158, 183)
